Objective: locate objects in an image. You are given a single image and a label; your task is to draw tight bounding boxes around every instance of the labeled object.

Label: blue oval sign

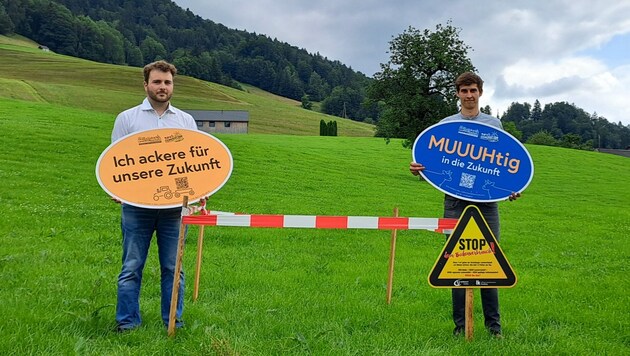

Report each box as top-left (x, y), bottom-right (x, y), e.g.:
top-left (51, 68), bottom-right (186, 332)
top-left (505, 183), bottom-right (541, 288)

top-left (412, 120), bottom-right (534, 202)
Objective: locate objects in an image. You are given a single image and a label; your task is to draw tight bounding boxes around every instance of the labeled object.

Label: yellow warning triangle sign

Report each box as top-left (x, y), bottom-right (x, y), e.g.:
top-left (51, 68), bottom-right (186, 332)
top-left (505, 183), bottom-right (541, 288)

top-left (428, 205), bottom-right (517, 288)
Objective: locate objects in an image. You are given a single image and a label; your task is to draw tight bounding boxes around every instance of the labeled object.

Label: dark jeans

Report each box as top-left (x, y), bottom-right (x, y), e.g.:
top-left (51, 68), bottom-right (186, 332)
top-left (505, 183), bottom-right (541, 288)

top-left (116, 204), bottom-right (185, 329)
top-left (443, 195), bottom-right (501, 332)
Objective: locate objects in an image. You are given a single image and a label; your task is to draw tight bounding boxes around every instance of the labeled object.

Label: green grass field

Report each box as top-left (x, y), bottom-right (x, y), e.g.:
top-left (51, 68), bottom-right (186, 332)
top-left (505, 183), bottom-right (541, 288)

top-left (1, 36), bottom-right (629, 355)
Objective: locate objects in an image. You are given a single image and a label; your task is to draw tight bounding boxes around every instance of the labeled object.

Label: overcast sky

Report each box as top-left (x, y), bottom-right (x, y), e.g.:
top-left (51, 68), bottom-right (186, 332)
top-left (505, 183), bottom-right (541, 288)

top-left (173, 0), bottom-right (630, 126)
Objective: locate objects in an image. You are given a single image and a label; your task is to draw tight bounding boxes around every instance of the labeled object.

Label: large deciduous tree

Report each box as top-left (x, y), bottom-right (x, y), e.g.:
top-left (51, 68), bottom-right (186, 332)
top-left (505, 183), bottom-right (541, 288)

top-left (368, 22), bottom-right (475, 146)
top-left (140, 36), bottom-right (167, 62)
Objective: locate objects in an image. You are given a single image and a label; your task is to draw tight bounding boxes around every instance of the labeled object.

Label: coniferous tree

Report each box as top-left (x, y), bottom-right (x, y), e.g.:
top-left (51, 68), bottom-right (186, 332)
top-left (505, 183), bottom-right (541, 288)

top-left (0, 3), bottom-right (14, 34)
top-left (301, 94), bottom-right (312, 110)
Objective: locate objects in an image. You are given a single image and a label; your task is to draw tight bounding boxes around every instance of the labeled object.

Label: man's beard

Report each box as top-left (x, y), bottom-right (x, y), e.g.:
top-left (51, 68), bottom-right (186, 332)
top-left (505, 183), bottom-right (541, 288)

top-left (148, 91), bottom-right (172, 103)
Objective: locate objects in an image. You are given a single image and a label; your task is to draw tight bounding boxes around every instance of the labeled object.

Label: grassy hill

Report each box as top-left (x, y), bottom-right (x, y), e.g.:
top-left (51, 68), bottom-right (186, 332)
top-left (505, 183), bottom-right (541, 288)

top-left (0, 34), bottom-right (374, 137)
top-left (1, 35), bottom-right (629, 354)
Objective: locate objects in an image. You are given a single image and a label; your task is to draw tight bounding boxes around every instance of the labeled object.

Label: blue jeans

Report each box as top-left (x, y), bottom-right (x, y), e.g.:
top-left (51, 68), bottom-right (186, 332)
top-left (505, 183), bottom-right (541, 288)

top-left (444, 195), bottom-right (501, 333)
top-left (116, 204), bottom-right (185, 329)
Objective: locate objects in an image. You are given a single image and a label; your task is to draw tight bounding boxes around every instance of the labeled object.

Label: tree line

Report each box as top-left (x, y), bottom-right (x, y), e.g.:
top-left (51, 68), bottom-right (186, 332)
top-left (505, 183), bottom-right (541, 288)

top-left (0, 0), bottom-right (377, 122)
top-left (501, 100), bottom-right (630, 150)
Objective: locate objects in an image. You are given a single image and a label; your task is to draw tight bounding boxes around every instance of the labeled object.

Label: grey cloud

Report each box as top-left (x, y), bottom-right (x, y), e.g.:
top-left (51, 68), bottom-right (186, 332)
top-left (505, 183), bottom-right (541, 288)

top-left (493, 75), bottom-right (586, 99)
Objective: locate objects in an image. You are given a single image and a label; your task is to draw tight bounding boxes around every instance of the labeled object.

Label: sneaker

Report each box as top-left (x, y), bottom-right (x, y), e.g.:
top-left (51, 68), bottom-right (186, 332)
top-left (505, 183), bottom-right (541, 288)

top-left (489, 329), bottom-right (503, 339)
top-left (453, 326), bottom-right (464, 336)
top-left (164, 319), bottom-right (184, 329)
top-left (114, 324), bottom-right (137, 333)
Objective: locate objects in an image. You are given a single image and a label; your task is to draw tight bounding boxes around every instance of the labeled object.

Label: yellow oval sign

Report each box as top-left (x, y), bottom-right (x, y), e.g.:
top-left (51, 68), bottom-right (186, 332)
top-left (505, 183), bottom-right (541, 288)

top-left (96, 128), bottom-right (233, 208)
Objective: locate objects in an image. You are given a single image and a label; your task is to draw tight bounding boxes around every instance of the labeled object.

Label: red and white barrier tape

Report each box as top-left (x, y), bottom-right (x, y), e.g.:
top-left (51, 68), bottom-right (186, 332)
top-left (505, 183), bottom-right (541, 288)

top-left (183, 213), bottom-right (456, 233)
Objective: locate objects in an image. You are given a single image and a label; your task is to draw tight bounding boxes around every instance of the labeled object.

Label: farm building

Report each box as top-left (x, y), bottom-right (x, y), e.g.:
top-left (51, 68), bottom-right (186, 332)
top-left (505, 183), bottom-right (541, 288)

top-left (596, 148), bottom-right (630, 158)
top-left (184, 110), bottom-right (249, 134)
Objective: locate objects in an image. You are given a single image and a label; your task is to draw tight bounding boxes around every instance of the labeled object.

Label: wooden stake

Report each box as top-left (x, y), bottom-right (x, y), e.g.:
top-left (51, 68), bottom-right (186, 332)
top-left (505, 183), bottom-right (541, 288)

top-left (386, 207), bottom-right (399, 305)
top-left (168, 196), bottom-right (188, 337)
top-left (193, 225), bottom-right (205, 302)
top-left (465, 288), bottom-right (474, 341)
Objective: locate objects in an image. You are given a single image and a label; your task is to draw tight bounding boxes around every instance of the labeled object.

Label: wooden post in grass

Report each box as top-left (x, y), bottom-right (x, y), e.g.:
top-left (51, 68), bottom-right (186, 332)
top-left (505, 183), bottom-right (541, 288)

top-left (193, 198), bottom-right (208, 302)
top-left (465, 288), bottom-right (474, 341)
top-left (386, 207), bottom-right (399, 304)
top-left (168, 196), bottom-right (188, 337)
top-left (193, 224), bottom-right (205, 302)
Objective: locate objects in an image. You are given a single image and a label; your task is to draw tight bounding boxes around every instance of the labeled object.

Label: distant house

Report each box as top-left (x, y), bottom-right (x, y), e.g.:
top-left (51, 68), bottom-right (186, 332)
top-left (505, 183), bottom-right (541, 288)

top-left (596, 148), bottom-right (630, 158)
top-left (184, 110), bottom-right (249, 134)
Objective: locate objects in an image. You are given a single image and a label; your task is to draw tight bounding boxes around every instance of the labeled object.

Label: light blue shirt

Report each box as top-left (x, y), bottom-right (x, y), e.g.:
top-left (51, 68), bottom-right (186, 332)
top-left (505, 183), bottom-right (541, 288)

top-left (111, 98), bottom-right (198, 142)
top-left (440, 111), bottom-right (503, 130)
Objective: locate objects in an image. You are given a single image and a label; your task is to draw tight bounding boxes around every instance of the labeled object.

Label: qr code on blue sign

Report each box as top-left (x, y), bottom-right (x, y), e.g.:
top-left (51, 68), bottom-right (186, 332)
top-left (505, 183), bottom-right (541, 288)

top-left (459, 173), bottom-right (476, 189)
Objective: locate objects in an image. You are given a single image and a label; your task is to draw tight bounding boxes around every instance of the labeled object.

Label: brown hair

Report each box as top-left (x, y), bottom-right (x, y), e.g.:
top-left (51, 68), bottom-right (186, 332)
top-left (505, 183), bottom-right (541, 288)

top-left (143, 60), bottom-right (177, 83)
top-left (455, 72), bottom-right (484, 93)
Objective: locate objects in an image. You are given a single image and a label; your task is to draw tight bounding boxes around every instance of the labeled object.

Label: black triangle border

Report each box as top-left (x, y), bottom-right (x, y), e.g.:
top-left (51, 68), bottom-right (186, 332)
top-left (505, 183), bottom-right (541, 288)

top-left (428, 205), bottom-right (517, 288)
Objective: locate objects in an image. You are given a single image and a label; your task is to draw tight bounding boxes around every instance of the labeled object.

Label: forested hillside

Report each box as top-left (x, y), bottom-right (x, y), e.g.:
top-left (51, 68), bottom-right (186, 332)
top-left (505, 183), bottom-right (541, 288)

top-left (0, 0), bottom-right (377, 121)
top-left (501, 100), bottom-right (630, 149)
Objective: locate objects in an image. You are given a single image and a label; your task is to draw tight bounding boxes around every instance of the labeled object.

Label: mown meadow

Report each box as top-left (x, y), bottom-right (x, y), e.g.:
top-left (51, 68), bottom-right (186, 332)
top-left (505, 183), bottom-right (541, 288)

top-left (1, 35), bottom-right (629, 355)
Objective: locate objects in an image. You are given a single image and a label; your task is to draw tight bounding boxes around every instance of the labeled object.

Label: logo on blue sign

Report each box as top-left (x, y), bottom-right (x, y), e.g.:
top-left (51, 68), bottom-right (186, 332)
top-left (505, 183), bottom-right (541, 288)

top-left (412, 120), bottom-right (534, 202)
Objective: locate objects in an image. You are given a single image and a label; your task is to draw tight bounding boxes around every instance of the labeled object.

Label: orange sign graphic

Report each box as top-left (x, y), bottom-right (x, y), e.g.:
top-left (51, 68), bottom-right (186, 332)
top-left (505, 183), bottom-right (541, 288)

top-left (96, 128), bottom-right (233, 208)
